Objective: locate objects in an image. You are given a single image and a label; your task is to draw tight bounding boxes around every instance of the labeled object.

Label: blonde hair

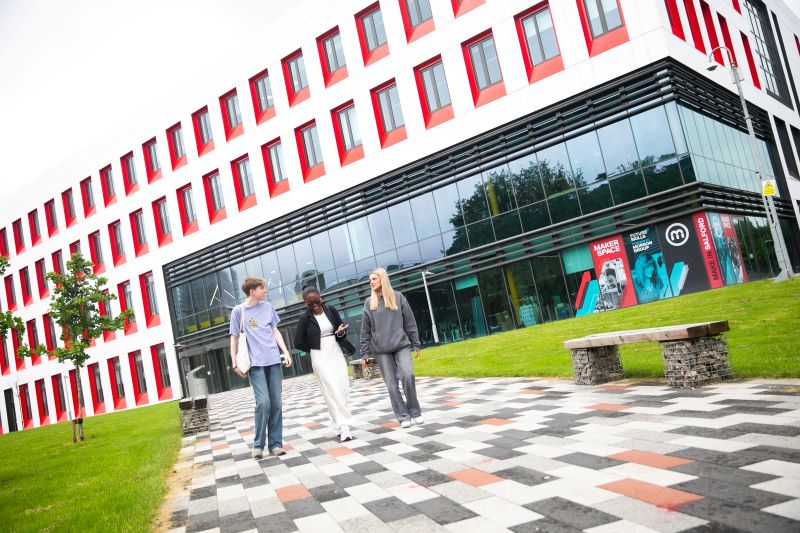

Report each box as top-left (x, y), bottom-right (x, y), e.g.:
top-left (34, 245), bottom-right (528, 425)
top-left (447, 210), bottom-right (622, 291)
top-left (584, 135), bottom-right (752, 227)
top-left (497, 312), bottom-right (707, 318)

top-left (369, 268), bottom-right (397, 311)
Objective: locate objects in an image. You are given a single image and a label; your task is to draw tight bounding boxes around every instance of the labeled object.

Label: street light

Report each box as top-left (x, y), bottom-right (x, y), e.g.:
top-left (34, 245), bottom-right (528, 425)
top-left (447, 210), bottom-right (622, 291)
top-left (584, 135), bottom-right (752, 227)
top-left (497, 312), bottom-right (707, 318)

top-left (420, 270), bottom-right (439, 345)
top-left (707, 46), bottom-right (793, 281)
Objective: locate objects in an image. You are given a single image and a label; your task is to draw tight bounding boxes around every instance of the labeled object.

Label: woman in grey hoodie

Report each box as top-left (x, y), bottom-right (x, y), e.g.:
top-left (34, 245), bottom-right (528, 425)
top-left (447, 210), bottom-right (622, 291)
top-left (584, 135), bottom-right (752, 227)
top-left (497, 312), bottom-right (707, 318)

top-left (360, 267), bottom-right (423, 428)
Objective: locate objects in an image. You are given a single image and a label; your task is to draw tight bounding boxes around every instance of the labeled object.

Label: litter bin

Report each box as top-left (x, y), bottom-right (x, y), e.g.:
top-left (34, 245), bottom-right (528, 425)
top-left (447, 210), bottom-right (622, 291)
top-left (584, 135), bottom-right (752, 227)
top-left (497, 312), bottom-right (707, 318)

top-left (186, 365), bottom-right (208, 398)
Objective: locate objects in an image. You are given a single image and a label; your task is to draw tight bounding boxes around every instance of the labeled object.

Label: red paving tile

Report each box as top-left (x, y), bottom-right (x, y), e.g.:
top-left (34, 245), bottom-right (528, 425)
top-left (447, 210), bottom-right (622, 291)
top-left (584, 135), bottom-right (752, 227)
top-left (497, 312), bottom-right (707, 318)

top-left (589, 403), bottom-right (632, 411)
top-left (444, 401), bottom-right (464, 407)
top-left (328, 446), bottom-right (354, 457)
top-left (480, 418), bottom-right (512, 426)
top-left (520, 389), bottom-right (545, 395)
top-left (283, 442), bottom-right (294, 451)
top-left (609, 450), bottom-right (694, 470)
top-left (599, 384), bottom-right (630, 390)
top-left (381, 421), bottom-right (400, 428)
top-left (303, 421), bottom-right (321, 428)
top-left (211, 443), bottom-right (229, 451)
top-left (447, 468), bottom-right (504, 487)
top-left (276, 484), bottom-right (312, 502)
top-left (600, 479), bottom-right (703, 510)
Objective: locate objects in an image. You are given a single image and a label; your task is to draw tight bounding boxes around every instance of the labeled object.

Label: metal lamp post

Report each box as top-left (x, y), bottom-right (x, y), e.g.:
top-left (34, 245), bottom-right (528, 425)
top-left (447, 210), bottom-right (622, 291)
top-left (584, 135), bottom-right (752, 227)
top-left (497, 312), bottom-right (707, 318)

top-left (421, 270), bottom-right (439, 344)
top-left (707, 46), bottom-right (793, 281)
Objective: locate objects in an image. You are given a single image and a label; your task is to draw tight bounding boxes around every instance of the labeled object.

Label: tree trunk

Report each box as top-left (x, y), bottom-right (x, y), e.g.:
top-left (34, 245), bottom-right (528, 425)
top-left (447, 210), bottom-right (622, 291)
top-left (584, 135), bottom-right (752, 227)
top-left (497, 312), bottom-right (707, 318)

top-left (75, 370), bottom-right (86, 442)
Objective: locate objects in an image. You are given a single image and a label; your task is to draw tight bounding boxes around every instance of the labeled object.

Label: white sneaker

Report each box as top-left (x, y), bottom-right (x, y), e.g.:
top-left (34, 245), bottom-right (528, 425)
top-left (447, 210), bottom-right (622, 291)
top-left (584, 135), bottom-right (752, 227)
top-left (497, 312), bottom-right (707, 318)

top-left (413, 416), bottom-right (424, 425)
top-left (400, 419), bottom-right (413, 428)
top-left (251, 448), bottom-right (264, 459)
top-left (339, 425), bottom-right (352, 442)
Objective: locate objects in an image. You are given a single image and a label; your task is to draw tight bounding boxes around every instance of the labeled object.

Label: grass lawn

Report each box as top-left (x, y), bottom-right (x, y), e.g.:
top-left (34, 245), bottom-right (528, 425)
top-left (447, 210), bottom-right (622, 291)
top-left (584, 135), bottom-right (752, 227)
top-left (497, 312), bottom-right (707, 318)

top-left (0, 400), bottom-right (181, 533)
top-left (416, 277), bottom-right (800, 379)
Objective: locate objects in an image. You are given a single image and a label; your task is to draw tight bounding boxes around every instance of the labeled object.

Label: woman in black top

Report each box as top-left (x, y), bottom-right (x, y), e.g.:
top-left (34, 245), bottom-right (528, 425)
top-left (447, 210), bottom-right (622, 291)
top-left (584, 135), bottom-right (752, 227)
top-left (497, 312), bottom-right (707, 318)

top-left (293, 286), bottom-right (355, 441)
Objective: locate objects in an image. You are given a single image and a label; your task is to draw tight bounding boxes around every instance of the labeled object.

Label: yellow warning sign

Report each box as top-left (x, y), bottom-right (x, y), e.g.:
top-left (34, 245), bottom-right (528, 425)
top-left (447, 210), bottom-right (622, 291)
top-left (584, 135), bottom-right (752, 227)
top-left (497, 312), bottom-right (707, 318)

top-left (762, 180), bottom-right (776, 196)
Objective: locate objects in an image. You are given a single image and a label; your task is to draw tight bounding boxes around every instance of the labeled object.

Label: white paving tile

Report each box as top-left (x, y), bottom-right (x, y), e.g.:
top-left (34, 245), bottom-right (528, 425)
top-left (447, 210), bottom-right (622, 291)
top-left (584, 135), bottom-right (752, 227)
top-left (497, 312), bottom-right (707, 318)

top-left (667, 435), bottom-right (757, 453)
top-left (463, 496), bottom-right (544, 527)
top-left (762, 499), bottom-right (800, 521)
top-left (742, 459), bottom-right (800, 478)
top-left (294, 512), bottom-right (346, 533)
top-left (751, 477), bottom-right (800, 498)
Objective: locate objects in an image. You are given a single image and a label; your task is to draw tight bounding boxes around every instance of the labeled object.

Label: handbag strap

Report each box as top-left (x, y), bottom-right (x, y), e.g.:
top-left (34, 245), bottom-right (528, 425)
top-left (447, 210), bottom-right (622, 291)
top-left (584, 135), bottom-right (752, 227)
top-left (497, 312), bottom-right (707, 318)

top-left (240, 306), bottom-right (246, 335)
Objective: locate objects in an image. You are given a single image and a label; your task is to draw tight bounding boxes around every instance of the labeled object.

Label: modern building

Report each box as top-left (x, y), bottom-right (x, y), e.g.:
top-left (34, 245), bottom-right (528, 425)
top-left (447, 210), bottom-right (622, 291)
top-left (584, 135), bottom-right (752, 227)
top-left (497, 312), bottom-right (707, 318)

top-left (2, 0), bottom-right (800, 433)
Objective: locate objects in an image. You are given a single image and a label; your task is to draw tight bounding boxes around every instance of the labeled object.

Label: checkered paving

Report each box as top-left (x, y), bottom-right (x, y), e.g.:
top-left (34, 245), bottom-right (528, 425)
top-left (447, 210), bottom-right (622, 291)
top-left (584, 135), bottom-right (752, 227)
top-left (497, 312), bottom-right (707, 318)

top-left (164, 376), bottom-right (800, 533)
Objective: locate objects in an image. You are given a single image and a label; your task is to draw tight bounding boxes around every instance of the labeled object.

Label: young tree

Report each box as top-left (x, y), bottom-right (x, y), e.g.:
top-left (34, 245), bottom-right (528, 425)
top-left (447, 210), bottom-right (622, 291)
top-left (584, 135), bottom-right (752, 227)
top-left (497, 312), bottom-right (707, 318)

top-left (0, 256), bottom-right (43, 366)
top-left (46, 252), bottom-right (132, 442)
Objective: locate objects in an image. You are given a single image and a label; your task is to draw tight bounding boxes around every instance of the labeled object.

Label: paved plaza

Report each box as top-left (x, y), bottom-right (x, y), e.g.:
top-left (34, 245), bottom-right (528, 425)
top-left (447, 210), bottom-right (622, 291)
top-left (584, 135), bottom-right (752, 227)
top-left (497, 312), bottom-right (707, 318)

top-left (164, 374), bottom-right (800, 533)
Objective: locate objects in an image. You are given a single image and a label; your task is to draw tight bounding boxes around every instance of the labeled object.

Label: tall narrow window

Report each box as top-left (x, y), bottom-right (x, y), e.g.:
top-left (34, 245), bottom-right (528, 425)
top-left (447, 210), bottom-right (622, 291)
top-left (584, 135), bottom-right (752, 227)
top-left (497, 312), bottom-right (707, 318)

top-left (20, 267), bottom-right (32, 305)
top-left (36, 379), bottom-right (49, 425)
top-left (109, 220), bottom-right (126, 265)
top-left (262, 140), bottom-right (290, 197)
top-left (44, 313), bottom-right (57, 352)
top-left (168, 123), bottom-right (187, 170)
top-left (143, 139), bottom-right (161, 182)
top-left (62, 189), bottom-right (76, 227)
top-left (108, 356), bottom-right (126, 409)
top-left (463, 32), bottom-right (505, 106)
top-left (151, 344), bottom-right (173, 400)
top-left (333, 102), bottom-right (363, 165)
top-left (373, 81), bottom-right (407, 148)
top-left (664, 0), bottom-right (685, 41)
top-left (177, 184), bottom-right (198, 235)
top-left (19, 383), bottom-right (33, 428)
top-left (517, 5), bottom-right (563, 83)
top-left (130, 209), bottom-right (148, 257)
top-left (121, 152), bottom-right (139, 194)
top-left (27, 319), bottom-right (40, 363)
top-left (283, 50), bottom-right (310, 106)
top-left (717, 14), bottom-right (738, 67)
top-left (296, 122), bottom-right (325, 181)
top-left (4, 275), bottom-right (16, 311)
top-left (745, 0), bottom-right (789, 100)
top-left (140, 272), bottom-right (159, 328)
top-left (100, 166), bottom-right (116, 206)
top-left (204, 171), bottom-right (226, 223)
top-left (578, 0), bottom-right (628, 56)
top-left (152, 197), bottom-right (172, 246)
top-left (52, 250), bottom-right (64, 277)
top-left (119, 281), bottom-right (137, 334)
top-left (0, 337), bottom-right (8, 376)
top-left (35, 259), bottom-right (48, 298)
top-left (700, 1), bottom-right (723, 64)
top-left (415, 58), bottom-right (453, 128)
top-left (357, 4), bottom-right (389, 65)
top-left (80, 177), bottom-right (96, 217)
top-left (28, 210), bottom-right (41, 246)
top-left (0, 229), bottom-right (8, 257)
top-left (231, 156), bottom-right (257, 211)
top-left (52, 374), bottom-right (67, 421)
top-left (220, 89), bottom-right (244, 140)
top-left (129, 350), bottom-right (149, 405)
top-left (318, 28), bottom-right (348, 86)
top-left (88, 362), bottom-right (105, 414)
top-left (741, 32), bottom-right (762, 89)
top-left (99, 290), bottom-right (115, 342)
top-left (249, 71), bottom-right (276, 124)
top-left (12, 219), bottom-right (25, 254)
top-left (89, 231), bottom-right (104, 273)
top-left (401, 0), bottom-right (434, 42)
top-left (192, 107), bottom-right (214, 155)
top-left (69, 240), bottom-right (81, 256)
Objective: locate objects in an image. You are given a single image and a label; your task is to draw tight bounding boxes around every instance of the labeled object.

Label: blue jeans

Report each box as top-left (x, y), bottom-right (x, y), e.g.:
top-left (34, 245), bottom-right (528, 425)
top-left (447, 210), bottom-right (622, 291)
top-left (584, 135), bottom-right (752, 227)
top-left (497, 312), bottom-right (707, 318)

top-left (249, 364), bottom-right (283, 451)
top-left (375, 347), bottom-right (421, 422)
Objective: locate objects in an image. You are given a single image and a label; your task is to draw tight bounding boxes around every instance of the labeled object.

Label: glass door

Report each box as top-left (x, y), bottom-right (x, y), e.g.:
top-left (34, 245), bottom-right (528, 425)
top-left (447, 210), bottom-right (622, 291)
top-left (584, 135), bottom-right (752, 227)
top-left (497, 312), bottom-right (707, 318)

top-left (453, 274), bottom-right (487, 339)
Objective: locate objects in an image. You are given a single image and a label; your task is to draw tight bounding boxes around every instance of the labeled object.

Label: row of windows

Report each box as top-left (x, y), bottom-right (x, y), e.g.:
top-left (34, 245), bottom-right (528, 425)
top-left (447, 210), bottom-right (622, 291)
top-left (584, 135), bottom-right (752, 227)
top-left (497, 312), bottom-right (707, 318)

top-left (1, 0), bottom-right (629, 262)
top-left (9, 344), bottom-right (172, 430)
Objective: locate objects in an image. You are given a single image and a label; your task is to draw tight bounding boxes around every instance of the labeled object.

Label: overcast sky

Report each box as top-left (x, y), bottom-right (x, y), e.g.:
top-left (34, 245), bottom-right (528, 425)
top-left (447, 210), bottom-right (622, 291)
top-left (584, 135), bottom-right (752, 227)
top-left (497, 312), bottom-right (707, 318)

top-left (0, 0), bottom-right (292, 197)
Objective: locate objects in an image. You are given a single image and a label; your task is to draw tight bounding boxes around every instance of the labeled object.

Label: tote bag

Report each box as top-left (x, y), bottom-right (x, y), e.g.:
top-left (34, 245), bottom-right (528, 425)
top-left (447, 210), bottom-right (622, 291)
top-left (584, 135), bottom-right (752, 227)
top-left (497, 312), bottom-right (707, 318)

top-left (236, 306), bottom-right (251, 374)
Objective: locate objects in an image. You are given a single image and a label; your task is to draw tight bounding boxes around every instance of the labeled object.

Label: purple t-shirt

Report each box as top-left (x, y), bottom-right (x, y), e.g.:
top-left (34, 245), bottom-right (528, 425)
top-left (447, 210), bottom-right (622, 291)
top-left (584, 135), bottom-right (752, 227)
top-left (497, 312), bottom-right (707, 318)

top-left (229, 301), bottom-right (281, 367)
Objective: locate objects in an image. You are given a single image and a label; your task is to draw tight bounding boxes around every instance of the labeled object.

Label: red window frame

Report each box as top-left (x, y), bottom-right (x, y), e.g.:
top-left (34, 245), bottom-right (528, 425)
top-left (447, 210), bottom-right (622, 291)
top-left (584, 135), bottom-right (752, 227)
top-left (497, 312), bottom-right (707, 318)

top-left (51, 374), bottom-right (68, 422)
top-left (12, 219), bottom-right (25, 254)
top-left (664, 0), bottom-right (685, 41)
top-left (11, 328), bottom-right (24, 370)
top-left (151, 343), bottom-right (173, 400)
top-left (69, 240), bottom-right (81, 256)
top-left (0, 228), bottom-right (8, 257)
top-left (129, 209), bottom-right (149, 257)
top-left (0, 337), bottom-right (8, 376)
top-left (683, 0), bottom-right (705, 53)
top-left (192, 107), bottom-right (215, 156)
top-left (741, 32), bottom-right (762, 89)
top-left (371, 80), bottom-right (408, 148)
top-left (399, 0), bottom-right (435, 42)
top-left (142, 138), bottom-right (162, 182)
top-left (99, 292), bottom-right (115, 342)
top-left (331, 101), bottom-right (365, 166)
top-left (231, 155), bottom-right (258, 212)
top-left (356, 3), bottom-right (390, 66)
top-left (100, 165), bottom-right (117, 207)
top-left (576, 0), bottom-right (629, 57)
top-left (249, 70), bottom-right (277, 124)
top-left (28, 210), bottom-right (41, 247)
top-left (219, 89), bottom-right (244, 141)
top-left (261, 139), bottom-right (291, 198)
top-left (108, 220), bottom-right (126, 267)
top-left (732, 0), bottom-right (741, 14)
top-left (5, 274), bottom-right (17, 311)
top-left (462, 31), bottom-right (506, 107)
top-left (68, 369), bottom-right (79, 416)
top-left (26, 318), bottom-right (40, 364)
top-left (700, 1), bottom-right (722, 64)
top-left (107, 356), bottom-right (126, 410)
top-left (19, 383), bottom-right (33, 429)
top-left (88, 362), bottom-right (105, 414)
top-left (43, 313), bottom-right (56, 352)
top-left (20, 267), bottom-right (33, 306)
top-left (167, 123), bottom-right (188, 170)
top-left (61, 189), bottom-right (77, 228)
top-left (515, 3), bottom-right (564, 84)
top-left (317, 28), bottom-right (348, 87)
top-left (414, 56), bottom-right (454, 129)
top-left (35, 258), bottom-right (48, 299)
top-left (140, 271), bottom-right (160, 329)
top-left (176, 184), bottom-right (199, 236)
top-left (51, 250), bottom-right (64, 277)
top-left (717, 14), bottom-right (737, 66)
top-left (203, 170), bottom-right (227, 224)
top-left (80, 177), bottom-right (96, 217)
top-left (151, 197), bottom-right (173, 247)
top-left (118, 281), bottom-right (137, 335)
top-left (88, 231), bottom-right (104, 274)
top-left (295, 121), bottom-right (326, 182)
top-left (35, 378), bottom-right (49, 425)
top-left (120, 152), bottom-right (139, 195)
top-left (452, 0), bottom-right (483, 17)
top-left (128, 350), bottom-right (149, 406)
top-left (282, 49), bottom-right (311, 106)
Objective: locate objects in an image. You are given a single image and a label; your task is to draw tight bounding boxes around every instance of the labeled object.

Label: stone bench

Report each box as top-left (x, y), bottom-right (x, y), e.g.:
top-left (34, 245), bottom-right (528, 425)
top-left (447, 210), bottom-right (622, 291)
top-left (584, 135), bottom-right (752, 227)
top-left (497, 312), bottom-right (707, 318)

top-left (564, 321), bottom-right (734, 388)
top-left (349, 357), bottom-right (382, 380)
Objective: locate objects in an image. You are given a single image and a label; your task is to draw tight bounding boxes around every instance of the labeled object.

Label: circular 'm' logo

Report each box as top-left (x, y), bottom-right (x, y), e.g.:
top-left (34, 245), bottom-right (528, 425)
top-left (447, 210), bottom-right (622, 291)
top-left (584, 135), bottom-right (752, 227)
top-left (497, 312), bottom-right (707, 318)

top-left (665, 223), bottom-right (690, 246)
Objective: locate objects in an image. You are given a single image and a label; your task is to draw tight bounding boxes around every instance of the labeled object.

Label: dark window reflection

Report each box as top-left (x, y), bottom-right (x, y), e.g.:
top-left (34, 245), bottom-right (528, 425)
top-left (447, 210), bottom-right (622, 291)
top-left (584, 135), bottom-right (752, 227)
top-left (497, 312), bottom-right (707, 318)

top-left (643, 158), bottom-right (683, 194)
top-left (508, 153), bottom-right (544, 206)
top-left (629, 106), bottom-right (676, 165)
top-left (548, 190), bottom-right (581, 223)
top-left (577, 181), bottom-right (613, 214)
top-left (492, 211), bottom-right (523, 241)
top-left (458, 174), bottom-right (490, 224)
top-left (482, 163), bottom-right (516, 215)
top-left (519, 201), bottom-right (551, 233)
top-left (419, 234), bottom-right (444, 262)
top-left (536, 143), bottom-right (573, 196)
top-left (467, 219), bottom-right (494, 247)
top-left (609, 170), bottom-right (647, 204)
top-left (433, 183), bottom-right (463, 231)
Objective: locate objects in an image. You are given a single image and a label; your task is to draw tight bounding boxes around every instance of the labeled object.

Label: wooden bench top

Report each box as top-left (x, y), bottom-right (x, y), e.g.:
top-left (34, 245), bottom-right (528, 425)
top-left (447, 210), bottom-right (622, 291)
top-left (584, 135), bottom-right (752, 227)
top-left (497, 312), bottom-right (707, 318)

top-left (563, 321), bottom-right (729, 349)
